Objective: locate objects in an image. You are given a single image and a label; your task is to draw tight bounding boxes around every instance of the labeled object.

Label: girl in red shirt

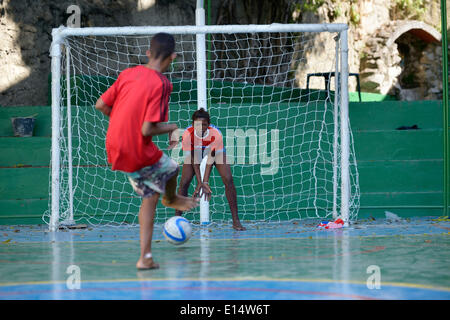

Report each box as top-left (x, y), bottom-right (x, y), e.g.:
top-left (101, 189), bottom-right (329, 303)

top-left (177, 108), bottom-right (245, 231)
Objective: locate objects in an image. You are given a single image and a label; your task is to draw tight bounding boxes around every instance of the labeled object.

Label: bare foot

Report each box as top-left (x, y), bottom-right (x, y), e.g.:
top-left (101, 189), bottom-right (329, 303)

top-left (136, 257), bottom-right (160, 270)
top-left (233, 223), bottom-right (246, 231)
top-left (162, 195), bottom-right (199, 211)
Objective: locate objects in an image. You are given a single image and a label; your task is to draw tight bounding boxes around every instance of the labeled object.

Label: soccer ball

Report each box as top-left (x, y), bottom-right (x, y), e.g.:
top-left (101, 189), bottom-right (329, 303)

top-left (163, 216), bottom-right (192, 245)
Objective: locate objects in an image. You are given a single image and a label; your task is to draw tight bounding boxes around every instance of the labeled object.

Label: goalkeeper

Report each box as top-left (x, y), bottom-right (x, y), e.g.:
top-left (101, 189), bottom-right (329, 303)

top-left (176, 108), bottom-right (245, 231)
top-left (95, 32), bottom-right (198, 271)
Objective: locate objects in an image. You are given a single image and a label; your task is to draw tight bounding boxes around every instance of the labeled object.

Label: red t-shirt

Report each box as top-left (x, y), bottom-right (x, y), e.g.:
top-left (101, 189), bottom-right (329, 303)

top-left (181, 125), bottom-right (224, 154)
top-left (101, 65), bottom-right (172, 172)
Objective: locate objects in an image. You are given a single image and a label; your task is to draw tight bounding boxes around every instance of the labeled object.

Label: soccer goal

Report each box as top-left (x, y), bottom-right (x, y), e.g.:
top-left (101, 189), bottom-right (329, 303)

top-left (44, 23), bottom-right (360, 231)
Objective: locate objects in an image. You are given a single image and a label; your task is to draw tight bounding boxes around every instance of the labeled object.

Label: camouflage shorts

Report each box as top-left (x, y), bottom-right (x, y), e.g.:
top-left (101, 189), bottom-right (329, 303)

top-left (126, 153), bottom-right (179, 198)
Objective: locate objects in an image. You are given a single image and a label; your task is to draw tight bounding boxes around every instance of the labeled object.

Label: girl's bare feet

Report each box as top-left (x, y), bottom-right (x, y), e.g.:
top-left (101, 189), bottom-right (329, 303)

top-left (233, 223), bottom-right (246, 231)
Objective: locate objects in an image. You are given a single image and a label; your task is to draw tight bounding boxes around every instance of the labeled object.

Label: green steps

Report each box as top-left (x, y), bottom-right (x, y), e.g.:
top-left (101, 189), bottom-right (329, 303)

top-left (0, 99), bottom-right (447, 225)
top-left (354, 129), bottom-right (443, 161)
top-left (0, 167), bottom-right (49, 200)
top-left (349, 100), bottom-right (442, 131)
top-left (0, 106), bottom-right (52, 137)
top-left (349, 100), bottom-right (446, 218)
top-left (357, 160), bottom-right (442, 193)
top-left (0, 137), bottom-right (51, 167)
top-left (0, 199), bottom-right (48, 225)
top-left (359, 191), bottom-right (442, 209)
top-left (0, 166), bottom-right (49, 224)
top-left (0, 106), bottom-right (52, 224)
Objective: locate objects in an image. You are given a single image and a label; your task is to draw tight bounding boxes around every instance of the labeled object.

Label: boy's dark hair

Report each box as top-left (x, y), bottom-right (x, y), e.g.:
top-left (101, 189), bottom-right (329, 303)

top-left (192, 108), bottom-right (210, 124)
top-left (150, 32), bottom-right (175, 60)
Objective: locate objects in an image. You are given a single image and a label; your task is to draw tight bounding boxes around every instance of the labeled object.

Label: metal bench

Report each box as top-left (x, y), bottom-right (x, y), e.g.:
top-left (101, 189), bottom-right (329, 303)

top-left (306, 72), bottom-right (362, 102)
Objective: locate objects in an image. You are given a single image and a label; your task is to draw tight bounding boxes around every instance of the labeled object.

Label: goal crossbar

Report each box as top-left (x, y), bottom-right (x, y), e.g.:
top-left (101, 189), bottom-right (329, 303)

top-left (51, 23), bottom-right (348, 40)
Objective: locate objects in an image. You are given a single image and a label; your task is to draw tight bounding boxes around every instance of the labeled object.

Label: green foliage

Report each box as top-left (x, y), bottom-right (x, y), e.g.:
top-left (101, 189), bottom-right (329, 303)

top-left (349, 3), bottom-right (360, 25)
top-left (333, 5), bottom-right (342, 18)
top-left (391, 0), bottom-right (427, 20)
top-left (293, 0), bottom-right (326, 17)
top-left (359, 50), bottom-right (368, 60)
top-left (302, 0), bottom-right (326, 12)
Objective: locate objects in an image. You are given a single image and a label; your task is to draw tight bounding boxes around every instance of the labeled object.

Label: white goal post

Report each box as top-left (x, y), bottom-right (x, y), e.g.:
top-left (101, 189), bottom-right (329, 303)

top-left (46, 23), bottom-right (359, 231)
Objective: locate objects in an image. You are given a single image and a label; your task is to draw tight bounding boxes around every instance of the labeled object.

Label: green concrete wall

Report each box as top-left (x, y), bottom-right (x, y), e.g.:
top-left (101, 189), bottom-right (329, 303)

top-left (48, 75), bottom-right (396, 107)
top-left (0, 95), bottom-right (446, 225)
top-left (0, 106), bottom-right (51, 224)
top-left (351, 100), bottom-right (446, 218)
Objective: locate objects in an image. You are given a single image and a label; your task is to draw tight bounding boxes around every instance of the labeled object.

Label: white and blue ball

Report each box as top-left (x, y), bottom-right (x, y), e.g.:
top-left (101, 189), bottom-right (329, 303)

top-left (163, 216), bottom-right (192, 245)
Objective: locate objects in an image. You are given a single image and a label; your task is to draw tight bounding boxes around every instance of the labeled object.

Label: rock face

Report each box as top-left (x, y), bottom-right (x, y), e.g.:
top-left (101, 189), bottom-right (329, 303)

top-left (0, 0), bottom-right (447, 106)
top-left (0, 0), bottom-right (196, 106)
top-left (360, 20), bottom-right (442, 100)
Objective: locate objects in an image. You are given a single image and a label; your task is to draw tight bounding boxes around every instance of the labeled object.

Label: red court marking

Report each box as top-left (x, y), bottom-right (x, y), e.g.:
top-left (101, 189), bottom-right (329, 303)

top-left (175, 245), bottom-right (386, 265)
top-left (174, 286), bottom-right (379, 300)
top-left (0, 283), bottom-right (379, 300)
top-left (0, 245), bottom-right (386, 268)
top-left (432, 223), bottom-right (450, 231)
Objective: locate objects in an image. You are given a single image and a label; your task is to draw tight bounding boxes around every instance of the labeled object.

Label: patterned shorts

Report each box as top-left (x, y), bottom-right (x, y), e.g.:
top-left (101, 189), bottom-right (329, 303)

top-left (126, 153), bottom-right (179, 198)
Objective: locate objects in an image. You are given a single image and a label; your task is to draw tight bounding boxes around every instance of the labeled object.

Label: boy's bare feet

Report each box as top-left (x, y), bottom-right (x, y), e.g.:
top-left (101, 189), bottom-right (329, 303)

top-left (233, 223), bottom-right (246, 231)
top-left (136, 257), bottom-right (160, 270)
top-left (162, 195), bottom-right (199, 211)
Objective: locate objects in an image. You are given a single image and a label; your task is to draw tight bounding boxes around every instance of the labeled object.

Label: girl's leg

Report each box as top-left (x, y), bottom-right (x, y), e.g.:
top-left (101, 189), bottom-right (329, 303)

top-left (174, 163), bottom-right (195, 216)
top-left (215, 155), bottom-right (245, 231)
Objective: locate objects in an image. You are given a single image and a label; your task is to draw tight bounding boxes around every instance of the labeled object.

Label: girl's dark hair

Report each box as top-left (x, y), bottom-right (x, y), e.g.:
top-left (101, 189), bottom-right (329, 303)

top-left (150, 32), bottom-right (175, 60)
top-left (192, 108), bottom-right (210, 124)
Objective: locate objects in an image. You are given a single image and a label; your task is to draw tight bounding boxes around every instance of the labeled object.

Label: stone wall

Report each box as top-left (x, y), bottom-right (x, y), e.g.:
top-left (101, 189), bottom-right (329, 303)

top-left (0, 0), bottom-right (197, 106)
top-left (359, 20), bottom-right (443, 100)
top-left (396, 31), bottom-right (443, 100)
top-left (0, 0), bottom-right (448, 106)
top-left (293, 0), bottom-right (446, 98)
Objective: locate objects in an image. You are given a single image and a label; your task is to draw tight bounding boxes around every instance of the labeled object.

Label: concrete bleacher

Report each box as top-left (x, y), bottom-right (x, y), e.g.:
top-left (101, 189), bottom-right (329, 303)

top-left (351, 100), bottom-right (445, 218)
top-left (0, 99), bottom-right (446, 224)
top-left (0, 106), bottom-right (51, 224)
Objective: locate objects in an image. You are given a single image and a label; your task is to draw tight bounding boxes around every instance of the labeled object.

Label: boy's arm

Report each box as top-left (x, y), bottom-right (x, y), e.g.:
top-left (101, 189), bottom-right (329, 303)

top-left (96, 74), bottom-right (120, 116)
top-left (167, 129), bottom-right (181, 150)
top-left (95, 98), bottom-right (112, 117)
top-left (142, 122), bottom-right (178, 137)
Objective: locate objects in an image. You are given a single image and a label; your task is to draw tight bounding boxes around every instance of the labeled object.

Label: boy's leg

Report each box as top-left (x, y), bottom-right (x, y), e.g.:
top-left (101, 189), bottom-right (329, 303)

top-left (161, 167), bottom-right (179, 203)
top-left (215, 157), bottom-right (246, 231)
top-left (136, 193), bottom-right (160, 270)
top-left (175, 163), bottom-right (195, 216)
top-left (161, 157), bottom-right (198, 211)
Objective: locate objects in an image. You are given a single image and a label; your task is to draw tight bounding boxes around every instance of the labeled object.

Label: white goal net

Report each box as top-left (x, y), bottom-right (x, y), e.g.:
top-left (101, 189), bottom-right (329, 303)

top-left (44, 24), bottom-right (360, 230)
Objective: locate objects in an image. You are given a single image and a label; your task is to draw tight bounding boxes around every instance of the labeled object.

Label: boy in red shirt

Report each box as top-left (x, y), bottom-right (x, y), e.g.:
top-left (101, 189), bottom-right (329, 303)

top-left (177, 108), bottom-right (245, 231)
top-left (95, 33), bottom-right (198, 270)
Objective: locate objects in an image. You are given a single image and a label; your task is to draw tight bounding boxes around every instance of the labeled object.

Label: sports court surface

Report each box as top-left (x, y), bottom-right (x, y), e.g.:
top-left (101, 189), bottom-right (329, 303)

top-left (0, 216), bottom-right (449, 300)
